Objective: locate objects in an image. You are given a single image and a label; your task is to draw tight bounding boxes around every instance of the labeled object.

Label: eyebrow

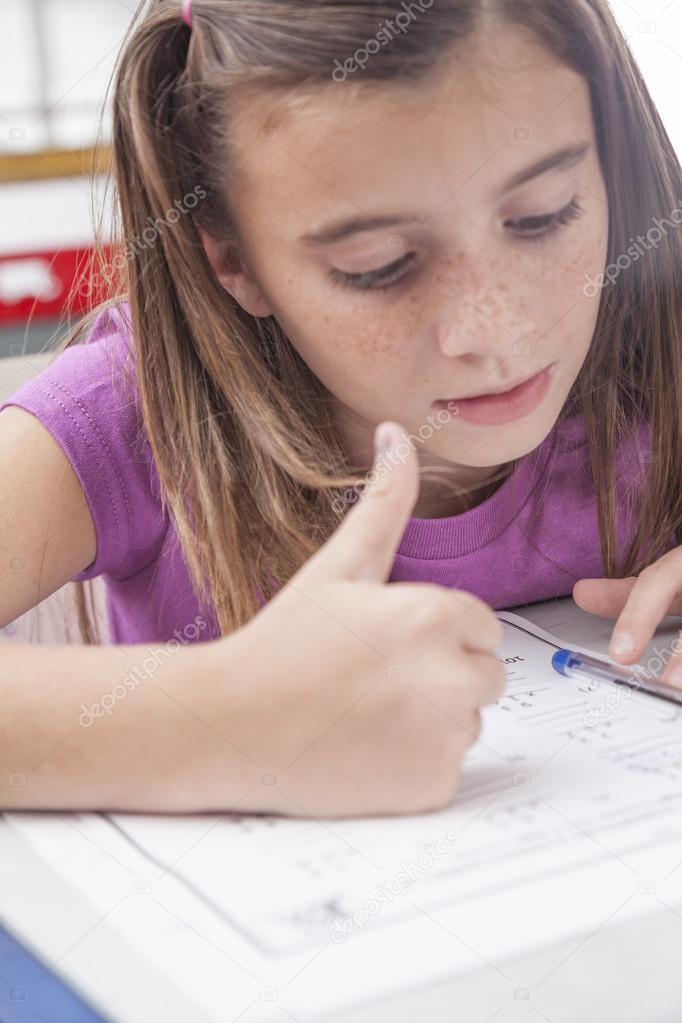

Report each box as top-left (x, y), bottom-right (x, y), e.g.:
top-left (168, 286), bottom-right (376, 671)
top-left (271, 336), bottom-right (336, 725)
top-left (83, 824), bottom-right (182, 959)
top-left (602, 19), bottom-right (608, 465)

top-left (299, 141), bottom-right (591, 246)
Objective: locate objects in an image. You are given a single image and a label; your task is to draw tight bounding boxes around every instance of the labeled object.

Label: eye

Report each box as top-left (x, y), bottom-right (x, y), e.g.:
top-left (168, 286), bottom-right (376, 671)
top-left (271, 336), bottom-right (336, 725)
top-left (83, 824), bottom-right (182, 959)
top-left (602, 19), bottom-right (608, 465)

top-left (328, 252), bottom-right (417, 292)
top-left (328, 196), bottom-right (585, 293)
top-left (504, 196), bottom-right (585, 242)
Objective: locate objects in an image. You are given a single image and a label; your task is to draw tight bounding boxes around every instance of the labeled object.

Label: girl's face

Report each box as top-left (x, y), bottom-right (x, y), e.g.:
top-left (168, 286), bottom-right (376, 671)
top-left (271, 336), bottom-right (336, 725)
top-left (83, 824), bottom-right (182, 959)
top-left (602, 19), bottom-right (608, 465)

top-left (214, 23), bottom-right (609, 511)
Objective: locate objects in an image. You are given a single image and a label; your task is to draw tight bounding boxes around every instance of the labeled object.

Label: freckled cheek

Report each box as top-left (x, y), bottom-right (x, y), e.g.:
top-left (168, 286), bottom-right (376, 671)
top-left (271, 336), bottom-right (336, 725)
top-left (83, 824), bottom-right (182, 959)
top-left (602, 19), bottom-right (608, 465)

top-left (523, 233), bottom-right (604, 324)
top-left (528, 239), bottom-right (605, 362)
top-left (312, 306), bottom-right (420, 364)
top-left (565, 227), bottom-right (609, 281)
top-left (281, 301), bottom-right (427, 420)
top-left (555, 200), bottom-right (609, 280)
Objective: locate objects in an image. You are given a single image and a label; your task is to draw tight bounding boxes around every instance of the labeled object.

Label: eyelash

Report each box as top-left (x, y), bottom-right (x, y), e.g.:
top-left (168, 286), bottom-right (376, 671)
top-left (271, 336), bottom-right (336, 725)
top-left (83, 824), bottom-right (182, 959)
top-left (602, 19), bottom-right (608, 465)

top-left (328, 196), bottom-right (585, 292)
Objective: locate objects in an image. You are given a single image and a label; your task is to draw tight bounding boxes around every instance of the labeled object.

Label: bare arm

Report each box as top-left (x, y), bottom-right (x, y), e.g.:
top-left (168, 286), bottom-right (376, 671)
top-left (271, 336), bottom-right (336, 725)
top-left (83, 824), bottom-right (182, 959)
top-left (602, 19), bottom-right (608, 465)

top-left (0, 406), bottom-right (97, 626)
top-left (0, 407), bottom-right (271, 813)
top-left (0, 634), bottom-right (273, 812)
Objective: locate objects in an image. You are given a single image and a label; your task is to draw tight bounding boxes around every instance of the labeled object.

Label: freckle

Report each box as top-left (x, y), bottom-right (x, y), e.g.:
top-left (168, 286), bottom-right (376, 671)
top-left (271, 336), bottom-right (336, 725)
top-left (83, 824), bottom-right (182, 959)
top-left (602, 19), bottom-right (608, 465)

top-left (363, 331), bottom-right (397, 358)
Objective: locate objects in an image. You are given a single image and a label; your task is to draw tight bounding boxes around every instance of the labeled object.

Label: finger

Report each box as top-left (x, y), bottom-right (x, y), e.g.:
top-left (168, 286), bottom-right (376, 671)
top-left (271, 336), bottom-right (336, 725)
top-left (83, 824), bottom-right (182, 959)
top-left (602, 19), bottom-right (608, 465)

top-left (462, 650), bottom-right (508, 706)
top-left (429, 651), bottom-right (505, 724)
top-left (300, 421), bottom-right (420, 585)
top-left (607, 555), bottom-right (682, 663)
top-left (573, 577), bottom-right (637, 617)
top-left (456, 597), bottom-right (504, 655)
top-left (386, 584), bottom-right (503, 656)
top-left (421, 652), bottom-right (501, 727)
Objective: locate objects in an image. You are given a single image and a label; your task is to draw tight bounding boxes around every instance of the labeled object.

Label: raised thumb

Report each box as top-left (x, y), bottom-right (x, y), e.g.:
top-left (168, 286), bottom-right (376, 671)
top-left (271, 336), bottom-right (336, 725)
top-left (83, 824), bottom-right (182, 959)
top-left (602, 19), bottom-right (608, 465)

top-left (302, 421), bottom-right (420, 584)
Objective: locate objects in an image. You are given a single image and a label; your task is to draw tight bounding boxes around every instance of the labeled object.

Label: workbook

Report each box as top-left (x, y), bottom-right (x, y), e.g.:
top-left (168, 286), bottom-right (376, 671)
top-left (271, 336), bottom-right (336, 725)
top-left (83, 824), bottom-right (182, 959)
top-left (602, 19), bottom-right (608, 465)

top-left (4, 596), bottom-right (682, 1022)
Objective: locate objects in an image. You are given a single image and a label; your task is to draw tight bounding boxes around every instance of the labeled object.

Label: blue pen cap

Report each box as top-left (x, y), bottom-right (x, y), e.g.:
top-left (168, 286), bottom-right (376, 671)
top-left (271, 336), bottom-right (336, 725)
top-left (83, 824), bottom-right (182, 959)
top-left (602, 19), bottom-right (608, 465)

top-left (552, 649), bottom-right (575, 675)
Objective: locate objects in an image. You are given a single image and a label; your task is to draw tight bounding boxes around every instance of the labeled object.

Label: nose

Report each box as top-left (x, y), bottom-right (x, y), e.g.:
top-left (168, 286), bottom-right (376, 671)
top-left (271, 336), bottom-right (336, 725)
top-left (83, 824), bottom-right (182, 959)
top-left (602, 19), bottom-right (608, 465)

top-left (435, 293), bottom-right (537, 362)
top-left (431, 256), bottom-right (535, 360)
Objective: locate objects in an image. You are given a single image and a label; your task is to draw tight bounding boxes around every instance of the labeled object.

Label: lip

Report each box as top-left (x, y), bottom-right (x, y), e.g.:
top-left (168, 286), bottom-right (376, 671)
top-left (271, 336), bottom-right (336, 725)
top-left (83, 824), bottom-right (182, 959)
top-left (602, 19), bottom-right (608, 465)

top-left (433, 364), bottom-right (554, 426)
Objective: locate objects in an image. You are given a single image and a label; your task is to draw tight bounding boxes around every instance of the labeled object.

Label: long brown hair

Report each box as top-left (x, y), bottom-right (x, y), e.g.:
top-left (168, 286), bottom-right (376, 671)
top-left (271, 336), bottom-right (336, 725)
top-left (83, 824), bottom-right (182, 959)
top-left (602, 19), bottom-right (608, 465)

top-left (60, 0), bottom-right (682, 644)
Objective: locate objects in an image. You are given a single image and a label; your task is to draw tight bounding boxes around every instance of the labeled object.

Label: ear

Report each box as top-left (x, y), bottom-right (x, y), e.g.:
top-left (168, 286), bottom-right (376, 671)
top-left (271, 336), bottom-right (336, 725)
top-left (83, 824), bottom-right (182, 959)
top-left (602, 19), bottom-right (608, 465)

top-left (198, 227), bottom-right (273, 318)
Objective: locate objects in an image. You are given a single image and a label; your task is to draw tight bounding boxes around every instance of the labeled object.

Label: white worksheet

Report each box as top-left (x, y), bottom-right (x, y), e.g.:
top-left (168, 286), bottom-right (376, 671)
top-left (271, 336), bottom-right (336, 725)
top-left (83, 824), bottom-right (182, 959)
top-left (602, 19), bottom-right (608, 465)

top-left (6, 598), bottom-right (682, 1021)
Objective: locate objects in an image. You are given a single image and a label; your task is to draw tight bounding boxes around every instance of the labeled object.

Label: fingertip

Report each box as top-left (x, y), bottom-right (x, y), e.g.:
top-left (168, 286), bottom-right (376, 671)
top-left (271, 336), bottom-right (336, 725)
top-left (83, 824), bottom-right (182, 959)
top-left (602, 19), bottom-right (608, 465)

top-left (374, 421), bottom-right (398, 459)
top-left (573, 577), bottom-right (597, 601)
top-left (371, 421), bottom-right (401, 465)
top-left (609, 643), bottom-right (641, 664)
top-left (371, 421), bottom-right (417, 485)
top-left (388, 421), bottom-right (414, 452)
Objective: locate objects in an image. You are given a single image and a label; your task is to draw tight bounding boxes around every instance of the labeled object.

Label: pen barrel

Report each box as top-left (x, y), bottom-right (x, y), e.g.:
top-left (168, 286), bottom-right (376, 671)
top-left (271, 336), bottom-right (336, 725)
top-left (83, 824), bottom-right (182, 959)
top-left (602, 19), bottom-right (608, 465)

top-left (552, 648), bottom-right (682, 706)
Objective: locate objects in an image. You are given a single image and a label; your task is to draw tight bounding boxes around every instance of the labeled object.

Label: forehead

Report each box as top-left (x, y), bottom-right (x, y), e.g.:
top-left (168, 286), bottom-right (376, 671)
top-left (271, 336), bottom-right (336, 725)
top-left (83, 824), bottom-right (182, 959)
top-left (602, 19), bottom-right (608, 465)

top-left (227, 22), bottom-right (593, 234)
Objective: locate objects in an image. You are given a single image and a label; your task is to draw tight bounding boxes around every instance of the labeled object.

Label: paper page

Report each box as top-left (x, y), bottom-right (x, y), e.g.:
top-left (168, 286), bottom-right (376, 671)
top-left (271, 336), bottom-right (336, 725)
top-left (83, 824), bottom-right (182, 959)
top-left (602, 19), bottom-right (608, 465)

top-left (499, 592), bottom-right (682, 664)
top-left (6, 597), bottom-right (682, 1021)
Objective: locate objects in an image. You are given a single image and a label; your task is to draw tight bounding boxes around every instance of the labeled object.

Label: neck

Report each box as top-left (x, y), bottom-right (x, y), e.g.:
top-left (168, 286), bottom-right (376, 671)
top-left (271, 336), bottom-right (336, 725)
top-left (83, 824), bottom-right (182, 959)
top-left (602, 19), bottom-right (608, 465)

top-left (411, 466), bottom-right (513, 518)
top-left (334, 405), bottom-right (514, 520)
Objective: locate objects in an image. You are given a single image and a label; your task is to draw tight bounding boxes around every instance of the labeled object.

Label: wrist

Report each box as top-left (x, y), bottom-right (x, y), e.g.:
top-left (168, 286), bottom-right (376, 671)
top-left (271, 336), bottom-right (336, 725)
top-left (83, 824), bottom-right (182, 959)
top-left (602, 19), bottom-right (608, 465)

top-left (176, 630), bottom-right (288, 814)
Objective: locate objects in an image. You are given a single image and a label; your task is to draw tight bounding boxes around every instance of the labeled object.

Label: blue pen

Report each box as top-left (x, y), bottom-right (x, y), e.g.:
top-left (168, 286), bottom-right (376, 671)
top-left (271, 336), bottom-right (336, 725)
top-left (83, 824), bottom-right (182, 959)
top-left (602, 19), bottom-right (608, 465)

top-left (552, 648), bottom-right (682, 707)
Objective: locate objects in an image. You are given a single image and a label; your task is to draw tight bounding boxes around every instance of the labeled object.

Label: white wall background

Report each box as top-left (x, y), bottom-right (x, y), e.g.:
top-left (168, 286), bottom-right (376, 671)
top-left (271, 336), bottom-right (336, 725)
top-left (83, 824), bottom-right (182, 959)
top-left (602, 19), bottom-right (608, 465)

top-left (0, 1), bottom-right (680, 155)
top-left (0, 0), bottom-right (135, 152)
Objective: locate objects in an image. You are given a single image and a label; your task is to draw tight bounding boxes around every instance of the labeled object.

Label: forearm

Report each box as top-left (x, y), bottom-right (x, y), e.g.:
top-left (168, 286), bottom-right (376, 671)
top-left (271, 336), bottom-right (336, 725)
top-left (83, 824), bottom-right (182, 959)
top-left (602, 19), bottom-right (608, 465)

top-left (0, 635), bottom-right (273, 813)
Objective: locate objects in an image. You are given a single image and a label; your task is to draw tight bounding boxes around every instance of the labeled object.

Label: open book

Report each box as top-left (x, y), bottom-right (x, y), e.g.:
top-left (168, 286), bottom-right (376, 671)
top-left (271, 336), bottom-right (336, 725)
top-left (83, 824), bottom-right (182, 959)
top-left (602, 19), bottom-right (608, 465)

top-left (5, 596), bottom-right (682, 1021)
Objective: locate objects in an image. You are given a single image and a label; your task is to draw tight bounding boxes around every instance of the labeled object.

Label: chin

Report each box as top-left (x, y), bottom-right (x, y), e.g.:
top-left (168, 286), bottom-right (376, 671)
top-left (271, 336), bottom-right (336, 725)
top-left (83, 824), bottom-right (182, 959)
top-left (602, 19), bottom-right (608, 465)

top-left (421, 407), bottom-right (560, 467)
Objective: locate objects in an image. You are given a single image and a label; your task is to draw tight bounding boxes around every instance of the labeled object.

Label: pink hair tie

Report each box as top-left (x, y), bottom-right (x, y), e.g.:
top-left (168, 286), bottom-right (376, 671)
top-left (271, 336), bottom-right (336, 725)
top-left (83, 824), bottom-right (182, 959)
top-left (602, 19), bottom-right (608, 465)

top-left (182, 0), bottom-right (193, 28)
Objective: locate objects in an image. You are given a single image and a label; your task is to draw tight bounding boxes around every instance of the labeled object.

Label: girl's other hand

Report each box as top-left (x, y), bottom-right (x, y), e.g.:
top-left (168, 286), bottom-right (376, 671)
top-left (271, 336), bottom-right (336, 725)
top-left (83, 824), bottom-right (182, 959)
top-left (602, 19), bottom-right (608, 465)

top-left (235, 421), bottom-right (506, 818)
top-left (573, 555), bottom-right (682, 687)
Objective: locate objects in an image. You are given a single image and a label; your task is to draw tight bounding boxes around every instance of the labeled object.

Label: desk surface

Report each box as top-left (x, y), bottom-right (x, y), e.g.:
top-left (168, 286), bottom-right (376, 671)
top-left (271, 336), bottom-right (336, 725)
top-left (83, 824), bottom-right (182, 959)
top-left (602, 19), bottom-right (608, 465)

top-left (0, 916), bottom-right (107, 1023)
top-left (0, 819), bottom-right (203, 1023)
top-left (2, 814), bottom-right (682, 1023)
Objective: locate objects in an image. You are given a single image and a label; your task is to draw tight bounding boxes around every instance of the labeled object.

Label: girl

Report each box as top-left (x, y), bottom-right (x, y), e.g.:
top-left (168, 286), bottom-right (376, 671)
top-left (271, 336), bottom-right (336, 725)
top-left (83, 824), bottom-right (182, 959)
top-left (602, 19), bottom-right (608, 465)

top-left (1, 0), bottom-right (681, 817)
